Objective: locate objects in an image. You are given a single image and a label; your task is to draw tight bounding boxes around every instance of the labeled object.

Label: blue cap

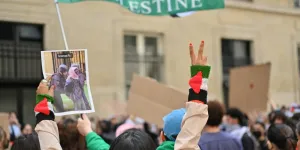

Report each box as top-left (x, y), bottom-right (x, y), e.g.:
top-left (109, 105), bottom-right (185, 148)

top-left (163, 108), bottom-right (186, 141)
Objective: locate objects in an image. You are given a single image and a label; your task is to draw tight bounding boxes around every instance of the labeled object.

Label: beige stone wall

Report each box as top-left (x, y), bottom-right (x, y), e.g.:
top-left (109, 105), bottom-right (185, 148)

top-left (1, 0), bottom-right (300, 116)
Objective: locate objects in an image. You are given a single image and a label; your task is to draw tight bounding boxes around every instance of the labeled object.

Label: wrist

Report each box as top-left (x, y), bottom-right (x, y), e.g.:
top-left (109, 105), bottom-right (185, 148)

top-left (190, 65), bottom-right (210, 78)
top-left (85, 129), bottom-right (93, 136)
top-left (36, 94), bottom-right (54, 104)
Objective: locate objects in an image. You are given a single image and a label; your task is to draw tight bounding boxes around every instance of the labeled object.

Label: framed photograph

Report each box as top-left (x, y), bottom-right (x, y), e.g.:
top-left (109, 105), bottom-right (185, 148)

top-left (41, 49), bottom-right (95, 116)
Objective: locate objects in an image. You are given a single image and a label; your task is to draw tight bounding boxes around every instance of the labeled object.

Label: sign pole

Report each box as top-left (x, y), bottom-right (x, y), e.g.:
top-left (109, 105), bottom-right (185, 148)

top-left (54, 0), bottom-right (69, 50)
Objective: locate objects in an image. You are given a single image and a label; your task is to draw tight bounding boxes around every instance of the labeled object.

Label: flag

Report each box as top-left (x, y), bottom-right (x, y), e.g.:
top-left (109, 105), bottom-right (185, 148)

top-left (57, 0), bottom-right (225, 16)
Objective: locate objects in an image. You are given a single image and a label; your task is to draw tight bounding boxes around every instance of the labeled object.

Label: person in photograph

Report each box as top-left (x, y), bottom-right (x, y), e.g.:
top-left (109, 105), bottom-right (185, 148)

top-left (65, 66), bottom-right (86, 111)
top-left (50, 64), bottom-right (68, 112)
top-left (71, 63), bottom-right (91, 110)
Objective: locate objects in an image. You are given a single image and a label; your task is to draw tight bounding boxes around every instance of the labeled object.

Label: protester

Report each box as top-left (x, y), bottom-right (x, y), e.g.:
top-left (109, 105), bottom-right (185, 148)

top-left (11, 132), bottom-right (41, 150)
top-left (269, 110), bottom-right (287, 124)
top-left (251, 122), bottom-right (270, 150)
top-left (12, 79), bottom-right (62, 150)
top-left (21, 124), bottom-right (33, 135)
top-left (65, 66), bottom-right (87, 111)
top-left (0, 127), bottom-right (9, 150)
top-left (267, 124), bottom-right (296, 150)
top-left (224, 108), bottom-right (258, 150)
top-left (8, 112), bottom-right (21, 142)
top-left (76, 41), bottom-right (209, 150)
top-left (199, 100), bottom-right (243, 150)
top-left (50, 64), bottom-right (68, 112)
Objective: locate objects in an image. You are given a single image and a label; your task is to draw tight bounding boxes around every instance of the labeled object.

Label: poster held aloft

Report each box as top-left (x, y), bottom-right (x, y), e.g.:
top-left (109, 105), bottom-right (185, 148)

top-left (127, 74), bottom-right (187, 127)
top-left (229, 63), bottom-right (271, 113)
top-left (41, 49), bottom-right (95, 116)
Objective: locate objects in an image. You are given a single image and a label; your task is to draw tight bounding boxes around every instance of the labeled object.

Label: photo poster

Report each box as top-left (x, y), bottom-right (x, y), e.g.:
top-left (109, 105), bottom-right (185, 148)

top-left (41, 49), bottom-right (95, 116)
top-left (229, 63), bottom-right (271, 113)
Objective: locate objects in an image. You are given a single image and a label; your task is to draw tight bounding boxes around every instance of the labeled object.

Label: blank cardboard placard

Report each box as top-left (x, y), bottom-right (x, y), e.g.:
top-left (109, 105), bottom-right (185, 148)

top-left (127, 74), bottom-right (187, 127)
top-left (229, 63), bottom-right (271, 113)
top-left (0, 113), bottom-right (10, 138)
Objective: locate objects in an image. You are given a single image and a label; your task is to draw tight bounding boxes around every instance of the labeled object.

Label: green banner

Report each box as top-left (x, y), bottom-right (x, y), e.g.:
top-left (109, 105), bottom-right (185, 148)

top-left (57, 0), bottom-right (224, 16)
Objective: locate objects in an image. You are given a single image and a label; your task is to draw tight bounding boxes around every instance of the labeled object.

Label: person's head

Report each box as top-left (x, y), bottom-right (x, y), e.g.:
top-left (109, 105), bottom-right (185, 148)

top-left (269, 111), bottom-right (287, 124)
top-left (206, 100), bottom-right (225, 127)
top-left (267, 124), bottom-right (296, 150)
top-left (161, 108), bottom-right (186, 141)
top-left (58, 122), bottom-right (86, 150)
top-left (11, 132), bottom-right (40, 150)
top-left (0, 127), bottom-right (9, 150)
top-left (109, 129), bottom-right (156, 150)
top-left (225, 108), bottom-right (245, 126)
top-left (8, 112), bottom-right (18, 125)
top-left (58, 64), bottom-right (68, 76)
top-left (22, 124), bottom-right (32, 135)
top-left (251, 122), bottom-right (265, 139)
top-left (68, 67), bottom-right (79, 79)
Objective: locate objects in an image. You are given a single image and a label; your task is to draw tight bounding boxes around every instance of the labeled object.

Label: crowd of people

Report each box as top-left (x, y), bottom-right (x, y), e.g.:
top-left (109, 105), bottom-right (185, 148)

top-left (1, 41), bottom-right (300, 150)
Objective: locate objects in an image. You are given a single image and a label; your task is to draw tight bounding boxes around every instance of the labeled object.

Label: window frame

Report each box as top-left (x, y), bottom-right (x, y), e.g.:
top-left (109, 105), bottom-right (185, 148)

top-left (123, 33), bottom-right (164, 96)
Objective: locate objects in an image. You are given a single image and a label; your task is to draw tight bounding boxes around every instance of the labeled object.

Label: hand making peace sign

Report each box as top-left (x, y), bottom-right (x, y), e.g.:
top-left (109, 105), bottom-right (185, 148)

top-left (189, 41), bottom-right (208, 66)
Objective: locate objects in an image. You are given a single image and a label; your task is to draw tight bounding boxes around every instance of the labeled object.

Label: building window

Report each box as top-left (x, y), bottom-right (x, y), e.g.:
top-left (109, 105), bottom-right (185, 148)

top-left (221, 39), bottom-right (252, 108)
top-left (0, 21), bottom-right (43, 125)
top-left (124, 34), bottom-right (164, 97)
top-left (295, 0), bottom-right (300, 7)
top-left (0, 22), bottom-right (43, 82)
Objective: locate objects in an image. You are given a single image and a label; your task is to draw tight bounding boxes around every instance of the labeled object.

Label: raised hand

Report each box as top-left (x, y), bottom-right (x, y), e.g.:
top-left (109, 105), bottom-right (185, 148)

top-left (36, 76), bottom-right (55, 97)
top-left (189, 41), bottom-right (208, 66)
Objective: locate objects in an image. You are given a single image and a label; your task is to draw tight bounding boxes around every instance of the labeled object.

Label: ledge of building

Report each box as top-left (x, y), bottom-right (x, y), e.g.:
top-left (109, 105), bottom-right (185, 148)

top-left (226, 0), bottom-right (300, 16)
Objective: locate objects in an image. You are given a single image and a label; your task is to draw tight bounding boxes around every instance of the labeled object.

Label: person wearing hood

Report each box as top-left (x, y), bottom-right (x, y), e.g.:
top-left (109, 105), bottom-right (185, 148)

top-left (50, 64), bottom-right (68, 112)
top-left (224, 108), bottom-right (259, 150)
top-left (65, 66), bottom-right (86, 111)
top-left (71, 63), bottom-right (91, 110)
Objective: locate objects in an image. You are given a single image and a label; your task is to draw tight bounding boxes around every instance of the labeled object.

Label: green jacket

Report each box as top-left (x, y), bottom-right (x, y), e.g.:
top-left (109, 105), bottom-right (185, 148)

top-left (86, 132), bottom-right (175, 150)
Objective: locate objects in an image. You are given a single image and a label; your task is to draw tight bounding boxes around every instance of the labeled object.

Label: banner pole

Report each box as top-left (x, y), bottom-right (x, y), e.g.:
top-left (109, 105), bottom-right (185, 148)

top-left (54, 0), bottom-right (69, 50)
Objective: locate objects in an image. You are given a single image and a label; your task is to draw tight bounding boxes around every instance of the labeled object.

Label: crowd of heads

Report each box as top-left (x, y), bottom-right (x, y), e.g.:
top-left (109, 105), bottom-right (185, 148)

top-left (2, 103), bottom-right (300, 150)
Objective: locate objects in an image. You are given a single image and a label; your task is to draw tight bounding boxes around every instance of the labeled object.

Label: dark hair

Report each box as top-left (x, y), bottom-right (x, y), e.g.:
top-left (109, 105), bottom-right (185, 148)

top-left (11, 132), bottom-right (40, 150)
top-left (296, 122), bottom-right (300, 136)
top-left (269, 111), bottom-right (287, 124)
top-left (207, 101), bottom-right (225, 126)
top-left (267, 124), bottom-right (296, 150)
top-left (109, 129), bottom-right (156, 150)
top-left (57, 122), bottom-right (86, 150)
top-left (226, 108), bottom-right (246, 126)
top-left (255, 122), bottom-right (265, 130)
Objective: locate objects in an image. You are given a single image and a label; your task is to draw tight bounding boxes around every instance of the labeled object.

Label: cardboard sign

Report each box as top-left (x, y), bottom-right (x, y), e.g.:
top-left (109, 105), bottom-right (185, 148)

top-left (229, 63), bottom-right (271, 113)
top-left (127, 74), bottom-right (187, 127)
top-left (0, 113), bottom-right (10, 138)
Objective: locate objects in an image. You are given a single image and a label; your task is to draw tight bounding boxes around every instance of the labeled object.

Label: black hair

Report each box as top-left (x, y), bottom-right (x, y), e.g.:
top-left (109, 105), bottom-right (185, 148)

top-left (268, 111), bottom-right (287, 124)
top-left (11, 132), bottom-right (40, 150)
top-left (226, 108), bottom-right (246, 126)
top-left (267, 124), bottom-right (296, 150)
top-left (109, 129), bottom-right (156, 150)
top-left (296, 122), bottom-right (300, 136)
